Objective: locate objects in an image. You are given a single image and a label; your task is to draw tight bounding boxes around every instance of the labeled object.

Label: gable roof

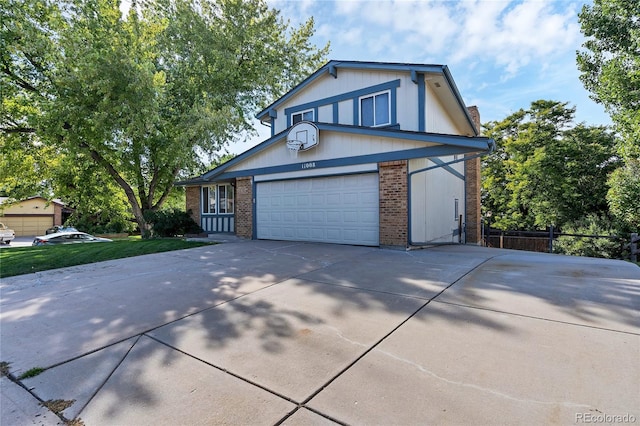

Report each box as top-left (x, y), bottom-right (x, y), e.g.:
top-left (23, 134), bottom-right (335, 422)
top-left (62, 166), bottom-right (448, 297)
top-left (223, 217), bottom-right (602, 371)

top-left (256, 60), bottom-right (478, 136)
top-left (178, 122), bottom-right (492, 185)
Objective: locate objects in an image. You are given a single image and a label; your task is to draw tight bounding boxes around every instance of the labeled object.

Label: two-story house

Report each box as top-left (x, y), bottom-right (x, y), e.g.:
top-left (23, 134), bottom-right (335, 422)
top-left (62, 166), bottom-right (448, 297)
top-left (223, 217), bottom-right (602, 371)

top-left (180, 60), bottom-right (494, 249)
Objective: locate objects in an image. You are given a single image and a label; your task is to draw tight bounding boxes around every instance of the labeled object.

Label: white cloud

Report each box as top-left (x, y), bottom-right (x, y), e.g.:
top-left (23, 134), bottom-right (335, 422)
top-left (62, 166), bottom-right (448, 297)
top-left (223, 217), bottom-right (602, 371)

top-left (325, 0), bottom-right (581, 75)
top-left (451, 1), bottom-right (581, 77)
top-left (335, 0), bottom-right (363, 15)
top-left (316, 22), bottom-right (333, 39)
top-left (342, 27), bottom-right (364, 45)
top-left (365, 1), bottom-right (459, 52)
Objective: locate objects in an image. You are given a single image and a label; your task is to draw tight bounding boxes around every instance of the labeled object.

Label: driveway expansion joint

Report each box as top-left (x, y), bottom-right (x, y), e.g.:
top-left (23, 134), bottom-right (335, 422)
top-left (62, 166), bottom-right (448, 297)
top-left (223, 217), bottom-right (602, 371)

top-left (72, 335), bottom-right (142, 420)
top-left (144, 334), bottom-right (301, 406)
top-left (1, 367), bottom-right (68, 424)
top-left (294, 254), bottom-right (500, 408)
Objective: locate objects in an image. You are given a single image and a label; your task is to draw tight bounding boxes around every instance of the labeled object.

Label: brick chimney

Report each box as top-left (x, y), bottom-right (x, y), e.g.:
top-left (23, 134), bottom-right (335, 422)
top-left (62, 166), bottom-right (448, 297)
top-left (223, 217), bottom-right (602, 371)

top-left (465, 106), bottom-right (481, 244)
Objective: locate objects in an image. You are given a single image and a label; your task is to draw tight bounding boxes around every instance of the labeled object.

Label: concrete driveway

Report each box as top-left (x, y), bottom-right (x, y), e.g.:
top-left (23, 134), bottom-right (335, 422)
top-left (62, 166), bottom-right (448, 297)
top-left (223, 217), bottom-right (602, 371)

top-left (0, 236), bottom-right (33, 249)
top-left (1, 240), bottom-right (638, 425)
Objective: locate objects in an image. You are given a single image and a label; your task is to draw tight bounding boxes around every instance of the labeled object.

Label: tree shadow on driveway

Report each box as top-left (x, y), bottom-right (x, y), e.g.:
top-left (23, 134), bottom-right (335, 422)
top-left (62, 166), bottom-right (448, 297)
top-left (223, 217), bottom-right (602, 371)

top-left (2, 242), bottom-right (638, 424)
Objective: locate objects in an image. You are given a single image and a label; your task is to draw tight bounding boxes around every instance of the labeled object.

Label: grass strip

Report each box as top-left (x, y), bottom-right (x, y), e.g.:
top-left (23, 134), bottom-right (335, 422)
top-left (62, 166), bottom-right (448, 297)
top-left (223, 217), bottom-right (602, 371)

top-left (19, 367), bottom-right (46, 380)
top-left (0, 238), bottom-right (215, 278)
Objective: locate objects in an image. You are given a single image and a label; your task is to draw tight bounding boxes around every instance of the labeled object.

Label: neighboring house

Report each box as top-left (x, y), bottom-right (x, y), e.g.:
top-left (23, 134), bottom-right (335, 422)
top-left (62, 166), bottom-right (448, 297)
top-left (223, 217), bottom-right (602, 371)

top-left (180, 60), bottom-right (494, 249)
top-left (0, 197), bottom-right (71, 236)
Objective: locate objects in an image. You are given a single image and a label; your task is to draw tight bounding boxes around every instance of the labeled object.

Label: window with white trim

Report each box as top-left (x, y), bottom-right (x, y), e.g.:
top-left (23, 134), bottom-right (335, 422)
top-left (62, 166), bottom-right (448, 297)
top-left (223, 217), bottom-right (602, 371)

top-left (202, 184), bottom-right (234, 214)
top-left (218, 184), bottom-right (234, 214)
top-left (360, 90), bottom-right (390, 127)
top-left (202, 186), bottom-right (216, 214)
top-left (292, 109), bottom-right (314, 125)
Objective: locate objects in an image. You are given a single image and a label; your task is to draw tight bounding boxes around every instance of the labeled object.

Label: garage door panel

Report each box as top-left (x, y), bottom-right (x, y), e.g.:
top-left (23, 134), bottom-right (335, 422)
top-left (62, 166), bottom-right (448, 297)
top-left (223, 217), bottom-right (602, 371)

top-left (270, 196), bottom-right (283, 207)
top-left (326, 211), bottom-right (342, 223)
top-left (342, 211), bottom-right (359, 223)
top-left (311, 194), bottom-right (324, 205)
top-left (270, 212), bottom-right (281, 222)
top-left (293, 180), bottom-right (308, 191)
top-left (361, 229), bottom-right (379, 241)
top-left (342, 229), bottom-right (358, 241)
top-left (311, 179), bottom-right (326, 190)
top-left (327, 229), bottom-right (343, 240)
top-left (359, 210), bottom-right (378, 224)
top-left (2, 216), bottom-right (53, 236)
top-left (360, 191), bottom-right (378, 203)
top-left (256, 174), bottom-right (379, 246)
top-left (310, 211), bottom-right (324, 222)
top-left (343, 194), bottom-right (361, 205)
top-left (326, 193), bottom-right (341, 206)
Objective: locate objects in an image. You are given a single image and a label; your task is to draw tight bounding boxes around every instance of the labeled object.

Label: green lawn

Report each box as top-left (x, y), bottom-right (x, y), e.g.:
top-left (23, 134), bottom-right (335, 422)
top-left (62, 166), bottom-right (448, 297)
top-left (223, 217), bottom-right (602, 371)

top-left (0, 238), bottom-right (215, 278)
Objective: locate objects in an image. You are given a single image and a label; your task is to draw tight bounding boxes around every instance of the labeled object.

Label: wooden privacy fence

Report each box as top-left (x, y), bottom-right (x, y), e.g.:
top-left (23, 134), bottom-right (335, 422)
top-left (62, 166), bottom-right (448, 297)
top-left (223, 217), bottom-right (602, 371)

top-left (481, 226), bottom-right (638, 262)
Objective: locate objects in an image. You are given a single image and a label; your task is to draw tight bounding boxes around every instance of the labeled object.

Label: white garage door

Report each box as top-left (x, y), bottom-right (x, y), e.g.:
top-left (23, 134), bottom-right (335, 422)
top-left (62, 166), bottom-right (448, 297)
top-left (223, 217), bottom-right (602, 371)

top-left (257, 174), bottom-right (379, 246)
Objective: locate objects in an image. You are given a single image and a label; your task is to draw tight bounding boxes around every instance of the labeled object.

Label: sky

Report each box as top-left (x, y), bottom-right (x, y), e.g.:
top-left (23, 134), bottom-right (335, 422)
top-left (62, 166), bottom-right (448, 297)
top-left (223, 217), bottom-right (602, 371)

top-left (231, 0), bottom-right (610, 154)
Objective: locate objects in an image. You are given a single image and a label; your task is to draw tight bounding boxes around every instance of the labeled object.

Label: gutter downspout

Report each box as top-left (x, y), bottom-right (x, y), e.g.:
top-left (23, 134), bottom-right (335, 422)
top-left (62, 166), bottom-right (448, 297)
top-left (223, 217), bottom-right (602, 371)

top-left (407, 139), bottom-right (495, 245)
top-left (259, 118), bottom-right (273, 137)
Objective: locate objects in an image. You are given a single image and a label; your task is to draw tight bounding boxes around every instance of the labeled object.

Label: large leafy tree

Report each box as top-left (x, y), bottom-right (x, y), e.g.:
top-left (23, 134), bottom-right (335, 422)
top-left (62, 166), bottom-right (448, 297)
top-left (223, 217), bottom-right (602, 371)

top-left (53, 150), bottom-right (139, 233)
top-left (577, 0), bottom-right (639, 230)
top-left (1, 0), bottom-right (328, 236)
top-left (606, 160), bottom-right (640, 229)
top-left (482, 100), bottom-right (619, 230)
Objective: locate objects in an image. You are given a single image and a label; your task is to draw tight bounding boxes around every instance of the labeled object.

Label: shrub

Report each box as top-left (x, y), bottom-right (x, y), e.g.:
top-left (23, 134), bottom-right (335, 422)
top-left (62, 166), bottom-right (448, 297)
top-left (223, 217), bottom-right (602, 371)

top-left (554, 214), bottom-right (625, 259)
top-left (144, 208), bottom-right (203, 237)
top-left (66, 213), bottom-right (135, 235)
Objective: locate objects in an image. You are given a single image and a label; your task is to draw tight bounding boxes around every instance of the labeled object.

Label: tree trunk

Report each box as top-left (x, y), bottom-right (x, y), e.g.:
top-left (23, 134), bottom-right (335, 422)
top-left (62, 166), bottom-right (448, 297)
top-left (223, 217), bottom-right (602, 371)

top-left (80, 142), bottom-right (153, 238)
top-left (134, 208), bottom-right (152, 239)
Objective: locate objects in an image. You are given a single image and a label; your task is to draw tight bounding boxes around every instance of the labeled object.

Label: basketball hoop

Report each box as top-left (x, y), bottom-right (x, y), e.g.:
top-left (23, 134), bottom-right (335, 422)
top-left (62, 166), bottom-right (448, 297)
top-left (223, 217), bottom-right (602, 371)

top-left (287, 140), bottom-right (302, 159)
top-left (285, 122), bottom-right (319, 159)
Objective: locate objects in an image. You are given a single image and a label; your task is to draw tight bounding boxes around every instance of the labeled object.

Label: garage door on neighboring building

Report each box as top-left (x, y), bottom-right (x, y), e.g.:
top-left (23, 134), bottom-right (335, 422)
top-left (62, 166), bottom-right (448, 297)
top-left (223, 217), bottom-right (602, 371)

top-left (256, 174), bottom-right (379, 246)
top-left (1, 216), bottom-right (53, 236)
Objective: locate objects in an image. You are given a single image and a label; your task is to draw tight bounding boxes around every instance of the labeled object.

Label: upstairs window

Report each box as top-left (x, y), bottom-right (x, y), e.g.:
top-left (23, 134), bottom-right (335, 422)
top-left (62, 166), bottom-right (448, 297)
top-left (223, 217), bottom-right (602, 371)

top-left (202, 184), bottom-right (234, 214)
top-left (360, 91), bottom-right (390, 127)
top-left (292, 109), bottom-right (314, 125)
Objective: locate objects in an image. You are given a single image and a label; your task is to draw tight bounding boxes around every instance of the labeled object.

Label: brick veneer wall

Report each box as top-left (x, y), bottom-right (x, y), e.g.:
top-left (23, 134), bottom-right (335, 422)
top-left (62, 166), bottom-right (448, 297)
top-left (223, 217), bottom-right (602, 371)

top-left (54, 203), bottom-right (63, 226)
top-left (379, 160), bottom-right (408, 248)
top-left (185, 186), bottom-right (201, 227)
top-left (235, 177), bottom-right (253, 239)
top-left (465, 106), bottom-right (482, 244)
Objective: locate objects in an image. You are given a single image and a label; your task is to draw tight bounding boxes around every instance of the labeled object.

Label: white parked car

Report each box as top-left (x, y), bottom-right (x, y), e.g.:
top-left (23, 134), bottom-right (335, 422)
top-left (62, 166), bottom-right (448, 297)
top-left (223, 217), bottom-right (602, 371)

top-left (32, 231), bottom-right (112, 246)
top-left (0, 222), bottom-right (15, 244)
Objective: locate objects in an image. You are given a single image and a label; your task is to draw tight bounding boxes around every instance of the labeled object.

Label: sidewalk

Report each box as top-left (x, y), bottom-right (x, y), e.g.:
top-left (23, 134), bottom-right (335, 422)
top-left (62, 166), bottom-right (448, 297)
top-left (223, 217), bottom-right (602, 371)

top-left (1, 242), bottom-right (638, 424)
